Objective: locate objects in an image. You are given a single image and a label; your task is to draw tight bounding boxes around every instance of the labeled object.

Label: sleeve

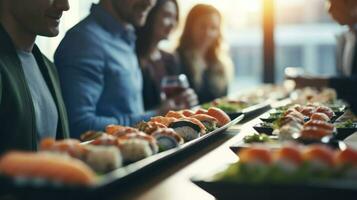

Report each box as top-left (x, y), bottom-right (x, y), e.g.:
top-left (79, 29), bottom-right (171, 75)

top-left (55, 29), bottom-right (156, 138)
top-left (328, 76), bottom-right (357, 108)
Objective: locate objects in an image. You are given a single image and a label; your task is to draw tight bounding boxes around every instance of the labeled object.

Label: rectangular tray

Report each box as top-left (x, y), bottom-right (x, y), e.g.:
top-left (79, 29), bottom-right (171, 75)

top-left (192, 177), bottom-right (357, 200)
top-left (0, 114), bottom-right (244, 199)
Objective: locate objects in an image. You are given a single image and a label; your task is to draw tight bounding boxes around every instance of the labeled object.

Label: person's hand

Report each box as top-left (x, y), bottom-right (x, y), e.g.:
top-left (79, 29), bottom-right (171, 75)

top-left (156, 88), bottom-right (198, 116)
top-left (288, 76), bottom-right (329, 89)
top-left (173, 88), bottom-right (198, 109)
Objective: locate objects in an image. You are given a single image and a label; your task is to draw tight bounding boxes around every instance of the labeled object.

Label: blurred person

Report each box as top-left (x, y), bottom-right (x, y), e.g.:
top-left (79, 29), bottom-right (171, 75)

top-left (136, 0), bottom-right (198, 110)
top-left (291, 0), bottom-right (357, 111)
top-left (55, 0), bottom-right (195, 138)
top-left (0, 0), bottom-right (70, 153)
top-left (177, 4), bottom-right (234, 104)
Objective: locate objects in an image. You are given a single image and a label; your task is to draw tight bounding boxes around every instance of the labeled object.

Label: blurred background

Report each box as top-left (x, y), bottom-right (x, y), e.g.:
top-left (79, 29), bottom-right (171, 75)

top-left (36, 0), bottom-right (346, 94)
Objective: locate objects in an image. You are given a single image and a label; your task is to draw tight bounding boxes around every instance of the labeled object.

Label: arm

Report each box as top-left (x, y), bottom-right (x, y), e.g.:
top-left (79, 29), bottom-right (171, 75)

top-left (329, 75), bottom-right (357, 102)
top-left (55, 31), bottom-right (155, 138)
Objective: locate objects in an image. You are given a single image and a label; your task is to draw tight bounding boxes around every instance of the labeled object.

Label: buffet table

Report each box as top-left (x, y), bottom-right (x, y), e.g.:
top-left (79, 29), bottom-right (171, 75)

top-left (106, 110), bottom-right (268, 200)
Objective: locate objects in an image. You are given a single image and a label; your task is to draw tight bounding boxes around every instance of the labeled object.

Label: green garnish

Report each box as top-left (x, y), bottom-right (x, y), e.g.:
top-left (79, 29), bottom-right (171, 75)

top-left (244, 133), bottom-right (271, 143)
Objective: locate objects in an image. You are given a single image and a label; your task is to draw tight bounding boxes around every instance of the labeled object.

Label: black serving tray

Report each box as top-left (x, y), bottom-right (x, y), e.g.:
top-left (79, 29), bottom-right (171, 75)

top-left (253, 123), bottom-right (274, 135)
top-left (0, 115), bottom-right (244, 199)
top-left (192, 176), bottom-right (357, 200)
top-left (224, 101), bottom-right (272, 122)
top-left (334, 123), bottom-right (357, 140)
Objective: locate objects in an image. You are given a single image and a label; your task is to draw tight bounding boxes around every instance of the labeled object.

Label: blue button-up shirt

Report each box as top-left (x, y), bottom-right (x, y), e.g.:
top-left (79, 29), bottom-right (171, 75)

top-left (54, 4), bottom-right (156, 138)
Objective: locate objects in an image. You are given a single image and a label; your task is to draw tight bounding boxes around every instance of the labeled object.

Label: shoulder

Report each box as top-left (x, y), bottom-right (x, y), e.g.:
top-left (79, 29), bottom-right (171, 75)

top-left (55, 16), bottom-right (108, 59)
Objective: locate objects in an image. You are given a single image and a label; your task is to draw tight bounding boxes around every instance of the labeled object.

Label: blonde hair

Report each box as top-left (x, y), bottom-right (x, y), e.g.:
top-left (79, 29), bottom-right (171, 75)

top-left (178, 4), bottom-right (233, 93)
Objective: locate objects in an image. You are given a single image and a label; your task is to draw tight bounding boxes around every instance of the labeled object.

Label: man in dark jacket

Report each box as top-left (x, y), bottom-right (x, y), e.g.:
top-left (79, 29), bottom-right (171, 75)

top-left (291, 0), bottom-right (357, 112)
top-left (0, 0), bottom-right (70, 153)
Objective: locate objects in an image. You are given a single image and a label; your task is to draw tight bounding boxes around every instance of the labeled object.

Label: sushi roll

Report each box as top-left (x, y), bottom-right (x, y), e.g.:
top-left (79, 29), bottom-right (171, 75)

top-left (84, 145), bottom-right (122, 173)
top-left (206, 107), bottom-right (231, 127)
top-left (117, 132), bottom-right (159, 162)
top-left (274, 145), bottom-right (303, 173)
top-left (40, 138), bottom-right (87, 160)
top-left (335, 148), bottom-right (357, 179)
top-left (184, 117), bottom-right (207, 134)
top-left (165, 111), bottom-right (186, 119)
top-left (149, 116), bottom-right (177, 127)
top-left (151, 128), bottom-right (184, 151)
top-left (303, 145), bottom-right (334, 171)
top-left (90, 133), bottom-right (119, 146)
top-left (238, 147), bottom-right (272, 167)
top-left (105, 125), bottom-right (138, 137)
top-left (180, 109), bottom-right (195, 117)
top-left (195, 108), bottom-right (208, 115)
top-left (0, 151), bottom-right (96, 186)
top-left (135, 121), bottom-right (167, 135)
top-left (80, 131), bottom-right (104, 142)
top-left (310, 113), bottom-right (330, 122)
top-left (191, 114), bottom-right (218, 133)
top-left (169, 120), bottom-right (201, 142)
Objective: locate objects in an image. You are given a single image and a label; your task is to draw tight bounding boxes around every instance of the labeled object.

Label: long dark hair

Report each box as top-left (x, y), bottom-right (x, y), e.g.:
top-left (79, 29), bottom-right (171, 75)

top-left (136, 0), bottom-right (179, 58)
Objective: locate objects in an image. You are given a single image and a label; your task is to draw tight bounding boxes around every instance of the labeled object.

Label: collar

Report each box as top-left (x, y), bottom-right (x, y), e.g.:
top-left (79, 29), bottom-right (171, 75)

top-left (90, 4), bottom-right (136, 45)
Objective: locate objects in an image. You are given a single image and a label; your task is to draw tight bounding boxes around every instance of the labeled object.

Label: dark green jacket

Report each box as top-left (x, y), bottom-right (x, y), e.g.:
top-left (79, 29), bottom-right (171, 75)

top-left (0, 25), bottom-right (69, 154)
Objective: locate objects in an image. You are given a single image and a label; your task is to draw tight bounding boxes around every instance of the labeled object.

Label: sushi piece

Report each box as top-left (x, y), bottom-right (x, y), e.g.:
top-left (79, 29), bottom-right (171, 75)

top-left (238, 147), bottom-right (272, 167)
top-left (165, 111), bottom-right (186, 119)
top-left (135, 121), bottom-right (167, 135)
top-left (169, 120), bottom-right (201, 142)
top-left (105, 125), bottom-right (138, 137)
top-left (117, 132), bottom-right (159, 162)
top-left (304, 120), bottom-right (334, 131)
top-left (300, 106), bottom-right (316, 118)
top-left (207, 107), bottom-right (231, 127)
top-left (335, 148), bottom-right (357, 179)
top-left (149, 116), bottom-right (177, 127)
top-left (277, 122), bottom-right (302, 141)
top-left (151, 128), bottom-right (184, 151)
top-left (84, 145), bottom-right (122, 173)
top-left (184, 117), bottom-right (207, 134)
top-left (310, 113), bottom-right (330, 122)
top-left (180, 109), bottom-right (195, 117)
top-left (191, 114), bottom-right (218, 133)
top-left (300, 126), bottom-right (333, 140)
top-left (303, 145), bottom-right (334, 171)
top-left (274, 146), bottom-right (303, 172)
top-left (195, 108), bottom-right (208, 115)
top-left (315, 106), bottom-right (334, 119)
top-left (90, 133), bottom-right (119, 146)
top-left (0, 152), bottom-right (96, 186)
top-left (80, 131), bottom-right (104, 142)
top-left (40, 138), bottom-right (87, 159)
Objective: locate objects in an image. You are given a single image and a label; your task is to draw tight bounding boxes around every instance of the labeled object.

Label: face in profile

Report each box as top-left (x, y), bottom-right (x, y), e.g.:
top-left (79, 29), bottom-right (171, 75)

top-left (152, 1), bottom-right (178, 41)
top-left (112, 0), bottom-right (157, 27)
top-left (328, 0), bottom-right (353, 25)
top-left (10, 0), bottom-right (70, 37)
top-left (191, 12), bottom-right (221, 50)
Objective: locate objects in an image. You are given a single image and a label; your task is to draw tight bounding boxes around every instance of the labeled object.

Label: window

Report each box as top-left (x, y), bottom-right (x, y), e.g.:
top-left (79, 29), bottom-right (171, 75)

top-left (275, 0), bottom-right (346, 83)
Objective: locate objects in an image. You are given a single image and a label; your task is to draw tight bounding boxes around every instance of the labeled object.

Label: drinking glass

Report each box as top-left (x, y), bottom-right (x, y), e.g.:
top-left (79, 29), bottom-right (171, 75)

top-left (160, 74), bottom-right (189, 100)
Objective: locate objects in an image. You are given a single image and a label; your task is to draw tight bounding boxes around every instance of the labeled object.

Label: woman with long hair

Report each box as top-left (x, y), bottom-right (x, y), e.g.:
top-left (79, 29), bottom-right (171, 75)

top-left (136, 0), bottom-right (197, 110)
top-left (177, 4), bottom-right (233, 104)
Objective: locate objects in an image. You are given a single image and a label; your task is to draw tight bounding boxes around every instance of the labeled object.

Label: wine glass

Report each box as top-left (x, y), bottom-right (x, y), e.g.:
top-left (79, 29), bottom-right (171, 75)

top-left (160, 74), bottom-right (189, 100)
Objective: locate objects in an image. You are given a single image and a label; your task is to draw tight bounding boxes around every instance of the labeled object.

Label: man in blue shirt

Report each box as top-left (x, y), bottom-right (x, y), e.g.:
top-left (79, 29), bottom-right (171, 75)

top-left (55, 0), bottom-right (197, 137)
